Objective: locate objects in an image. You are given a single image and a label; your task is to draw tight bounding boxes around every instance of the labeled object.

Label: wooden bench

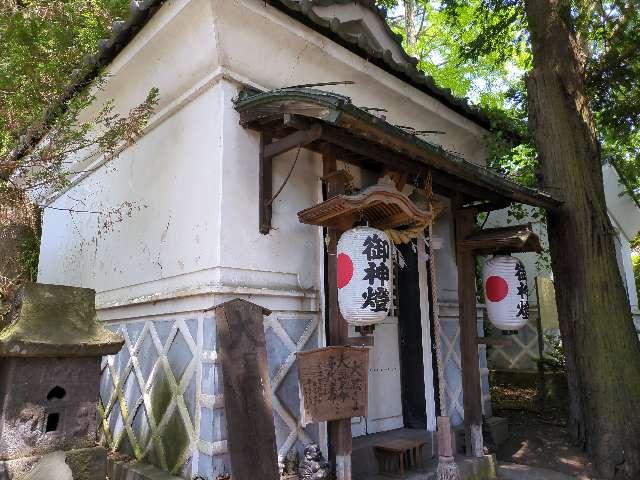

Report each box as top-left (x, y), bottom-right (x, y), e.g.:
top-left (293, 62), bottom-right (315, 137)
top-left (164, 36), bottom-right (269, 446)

top-left (373, 438), bottom-right (427, 477)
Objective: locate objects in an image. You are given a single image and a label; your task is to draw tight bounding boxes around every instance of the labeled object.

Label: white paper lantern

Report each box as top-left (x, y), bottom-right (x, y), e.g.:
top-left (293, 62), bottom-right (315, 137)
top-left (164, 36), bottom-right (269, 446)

top-left (482, 255), bottom-right (530, 334)
top-left (337, 226), bottom-right (393, 326)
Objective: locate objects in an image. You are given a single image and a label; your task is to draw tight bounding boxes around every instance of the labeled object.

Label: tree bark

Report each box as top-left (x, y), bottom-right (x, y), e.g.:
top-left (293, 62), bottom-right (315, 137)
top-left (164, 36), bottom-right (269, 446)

top-left (403, 0), bottom-right (417, 46)
top-left (524, 1), bottom-right (640, 478)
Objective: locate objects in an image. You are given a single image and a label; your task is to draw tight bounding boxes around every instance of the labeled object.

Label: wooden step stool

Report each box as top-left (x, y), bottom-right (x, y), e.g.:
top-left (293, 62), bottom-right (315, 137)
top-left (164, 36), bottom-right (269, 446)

top-left (373, 438), bottom-right (427, 477)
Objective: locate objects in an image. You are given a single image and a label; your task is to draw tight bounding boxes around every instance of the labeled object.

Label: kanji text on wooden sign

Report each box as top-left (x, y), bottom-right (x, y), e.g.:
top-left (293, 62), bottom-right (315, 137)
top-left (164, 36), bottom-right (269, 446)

top-left (297, 346), bottom-right (369, 424)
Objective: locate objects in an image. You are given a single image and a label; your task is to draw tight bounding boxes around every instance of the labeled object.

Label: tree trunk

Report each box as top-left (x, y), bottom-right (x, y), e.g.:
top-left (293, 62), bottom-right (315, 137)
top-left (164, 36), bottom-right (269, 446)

top-left (524, 1), bottom-right (640, 478)
top-left (403, 0), bottom-right (417, 46)
top-left (0, 188), bottom-right (39, 311)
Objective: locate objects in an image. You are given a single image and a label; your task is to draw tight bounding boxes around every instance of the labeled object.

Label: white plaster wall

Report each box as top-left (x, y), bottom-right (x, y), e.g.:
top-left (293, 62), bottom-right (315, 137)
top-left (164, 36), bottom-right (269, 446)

top-left (39, 0), bottom-right (488, 307)
top-left (216, 81), bottom-right (325, 293)
top-left (431, 197), bottom-right (460, 302)
top-left (604, 163), bottom-right (640, 242)
top-left (212, 0), bottom-right (487, 163)
top-left (80, 0), bottom-right (219, 125)
top-left (38, 85), bottom-right (223, 292)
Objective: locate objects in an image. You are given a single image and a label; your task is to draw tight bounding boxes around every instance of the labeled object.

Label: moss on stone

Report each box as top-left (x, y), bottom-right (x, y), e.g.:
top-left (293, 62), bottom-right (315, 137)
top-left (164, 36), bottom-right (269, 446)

top-left (0, 282), bottom-right (123, 357)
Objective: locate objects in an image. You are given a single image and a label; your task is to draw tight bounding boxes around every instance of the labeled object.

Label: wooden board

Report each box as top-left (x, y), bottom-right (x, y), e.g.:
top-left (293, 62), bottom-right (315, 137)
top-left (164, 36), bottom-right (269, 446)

top-left (214, 299), bottom-right (279, 480)
top-left (298, 346), bottom-right (369, 424)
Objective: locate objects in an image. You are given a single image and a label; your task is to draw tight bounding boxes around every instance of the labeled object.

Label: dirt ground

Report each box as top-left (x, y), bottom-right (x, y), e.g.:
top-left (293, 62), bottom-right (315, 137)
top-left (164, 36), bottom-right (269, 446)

top-left (491, 385), bottom-right (600, 480)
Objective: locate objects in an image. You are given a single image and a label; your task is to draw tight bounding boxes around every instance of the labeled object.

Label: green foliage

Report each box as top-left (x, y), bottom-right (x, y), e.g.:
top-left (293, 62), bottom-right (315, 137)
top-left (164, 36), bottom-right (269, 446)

top-left (0, 0), bottom-right (131, 157)
top-left (19, 233), bottom-right (40, 283)
top-left (537, 333), bottom-right (567, 373)
top-left (0, 1), bottom-right (159, 300)
top-left (0, 1), bottom-right (159, 209)
top-left (378, 1), bottom-right (640, 196)
top-left (632, 253), bottom-right (640, 305)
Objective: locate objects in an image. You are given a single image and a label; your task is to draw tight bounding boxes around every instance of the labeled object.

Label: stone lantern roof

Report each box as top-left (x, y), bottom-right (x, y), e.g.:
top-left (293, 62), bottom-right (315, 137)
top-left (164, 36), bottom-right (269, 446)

top-left (0, 283), bottom-right (124, 357)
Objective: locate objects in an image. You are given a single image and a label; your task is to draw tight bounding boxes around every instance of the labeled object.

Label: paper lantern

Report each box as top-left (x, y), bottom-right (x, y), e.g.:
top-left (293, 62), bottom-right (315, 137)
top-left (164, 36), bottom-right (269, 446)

top-left (482, 255), bottom-right (530, 334)
top-left (337, 227), bottom-right (393, 326)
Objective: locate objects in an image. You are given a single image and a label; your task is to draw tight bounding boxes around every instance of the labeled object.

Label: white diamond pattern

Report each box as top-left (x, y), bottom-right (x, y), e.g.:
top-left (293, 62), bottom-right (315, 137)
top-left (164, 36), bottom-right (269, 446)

top-left (438, 306), bottom-right (492, 426)
top-left (487, 308), bottom-right (540, 371)
top-left (100, 314), bottom-right (212, 476)
top-left (100, 309), bottom-right (320, 478)
top-left (264, 312), bottom-right (320, 460)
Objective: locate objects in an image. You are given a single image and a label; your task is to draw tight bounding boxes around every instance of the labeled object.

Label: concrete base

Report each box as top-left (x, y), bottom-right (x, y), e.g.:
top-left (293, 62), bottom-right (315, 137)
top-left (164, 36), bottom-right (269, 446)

top-left (106, 458), bottom-right (182, 480)
top-left (0, 447), bottom-right (106, 480)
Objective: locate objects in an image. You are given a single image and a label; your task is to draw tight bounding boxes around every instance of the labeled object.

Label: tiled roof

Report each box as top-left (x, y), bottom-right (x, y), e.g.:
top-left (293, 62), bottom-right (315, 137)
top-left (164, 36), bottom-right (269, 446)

top-left (270, 0), bottom-right (492, 129)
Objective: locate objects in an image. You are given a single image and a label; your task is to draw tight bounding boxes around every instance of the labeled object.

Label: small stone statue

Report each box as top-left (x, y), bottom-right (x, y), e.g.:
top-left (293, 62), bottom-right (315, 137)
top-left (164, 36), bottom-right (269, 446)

top-left (298, 444), bottom-right (330, 480)
top-left (283, 447), bottom-right (300, 476)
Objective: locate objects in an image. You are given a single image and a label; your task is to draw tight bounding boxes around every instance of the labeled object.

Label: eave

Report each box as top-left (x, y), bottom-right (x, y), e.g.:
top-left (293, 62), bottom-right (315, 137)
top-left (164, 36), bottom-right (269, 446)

top-left (235, 88), bottom-right (562, 210)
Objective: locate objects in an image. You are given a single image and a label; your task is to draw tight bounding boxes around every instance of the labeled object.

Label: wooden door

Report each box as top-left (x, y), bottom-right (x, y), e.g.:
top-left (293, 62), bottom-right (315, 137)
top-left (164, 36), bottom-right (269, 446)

top-left (397, 241), bottom-right (428, 428)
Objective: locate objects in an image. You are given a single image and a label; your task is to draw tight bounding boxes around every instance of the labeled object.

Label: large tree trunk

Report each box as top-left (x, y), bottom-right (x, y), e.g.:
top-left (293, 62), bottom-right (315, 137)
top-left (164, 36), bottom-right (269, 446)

top-left (524, 1), bottom-right (640, 478)
top-left (403, 0), bottom-right (417, 46)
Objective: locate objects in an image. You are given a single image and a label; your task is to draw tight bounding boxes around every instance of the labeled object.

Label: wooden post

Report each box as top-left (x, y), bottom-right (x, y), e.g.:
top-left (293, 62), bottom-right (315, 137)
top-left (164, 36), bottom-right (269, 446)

top-left (214, 299), bottom-right (280, 480)
top-left (323, 145), bottom-right (352, 480)
top-left (259, 132), bottom-right (273, 234)
top-left (454, 207), bottom-right (484, 457)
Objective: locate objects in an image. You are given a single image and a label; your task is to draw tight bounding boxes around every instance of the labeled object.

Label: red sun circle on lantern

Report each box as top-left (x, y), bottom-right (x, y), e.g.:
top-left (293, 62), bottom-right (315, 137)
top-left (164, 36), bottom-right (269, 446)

top-left (485, 275), bottom-right (509, 302)
top-left (337, 253), bottom-right (354, 289)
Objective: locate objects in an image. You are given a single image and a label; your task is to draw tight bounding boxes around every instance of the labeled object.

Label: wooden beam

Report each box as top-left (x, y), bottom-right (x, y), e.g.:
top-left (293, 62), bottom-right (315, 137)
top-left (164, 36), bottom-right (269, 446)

top-left (262, 123), bottom-right (322, 159)
top-left (454, 205), bottom-right (484, 457)
top-left (323, 144), bottom-right (353, 480)
top-left (461, 224), bottom-right (542, 255)
top-left (280, 115), bottom-right (511, 204)
top-left (259, 132), bottom-right (272, 234)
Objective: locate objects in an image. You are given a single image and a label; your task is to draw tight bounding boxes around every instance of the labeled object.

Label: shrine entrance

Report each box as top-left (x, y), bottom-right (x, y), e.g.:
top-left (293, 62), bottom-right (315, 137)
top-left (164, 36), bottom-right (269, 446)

top-left (352, 235), bottom-right (438, 438)
top-left (350, 306), bottom-right (403, 437)
top-left (235, 86), bottom-right (561, 480)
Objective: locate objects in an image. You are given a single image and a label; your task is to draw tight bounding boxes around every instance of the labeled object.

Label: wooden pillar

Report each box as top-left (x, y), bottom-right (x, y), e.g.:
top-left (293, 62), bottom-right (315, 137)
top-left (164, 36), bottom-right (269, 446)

top-left (259, 132), bottom-right (273, 234)
top-left (214, 299), bottom-right (279, 480)
top-left (323, 145), bottom-right (352, 480)
top-left (454, 207), bottom-right (484, 457)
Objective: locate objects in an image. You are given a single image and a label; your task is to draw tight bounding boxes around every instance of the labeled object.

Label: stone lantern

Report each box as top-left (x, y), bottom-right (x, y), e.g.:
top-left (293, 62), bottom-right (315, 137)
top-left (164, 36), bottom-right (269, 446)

top-left (0, 283), bottom-right (123, 479)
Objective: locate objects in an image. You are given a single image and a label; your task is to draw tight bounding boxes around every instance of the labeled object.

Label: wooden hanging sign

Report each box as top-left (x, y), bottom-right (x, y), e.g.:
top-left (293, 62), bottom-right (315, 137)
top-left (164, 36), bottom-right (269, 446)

top-left (297, 346), bottom-right (369, 424)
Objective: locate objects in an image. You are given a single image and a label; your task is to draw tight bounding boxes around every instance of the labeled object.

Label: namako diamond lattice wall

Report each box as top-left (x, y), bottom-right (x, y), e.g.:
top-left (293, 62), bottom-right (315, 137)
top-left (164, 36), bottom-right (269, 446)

top-left (99, 309), bottom-right (320, 479)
